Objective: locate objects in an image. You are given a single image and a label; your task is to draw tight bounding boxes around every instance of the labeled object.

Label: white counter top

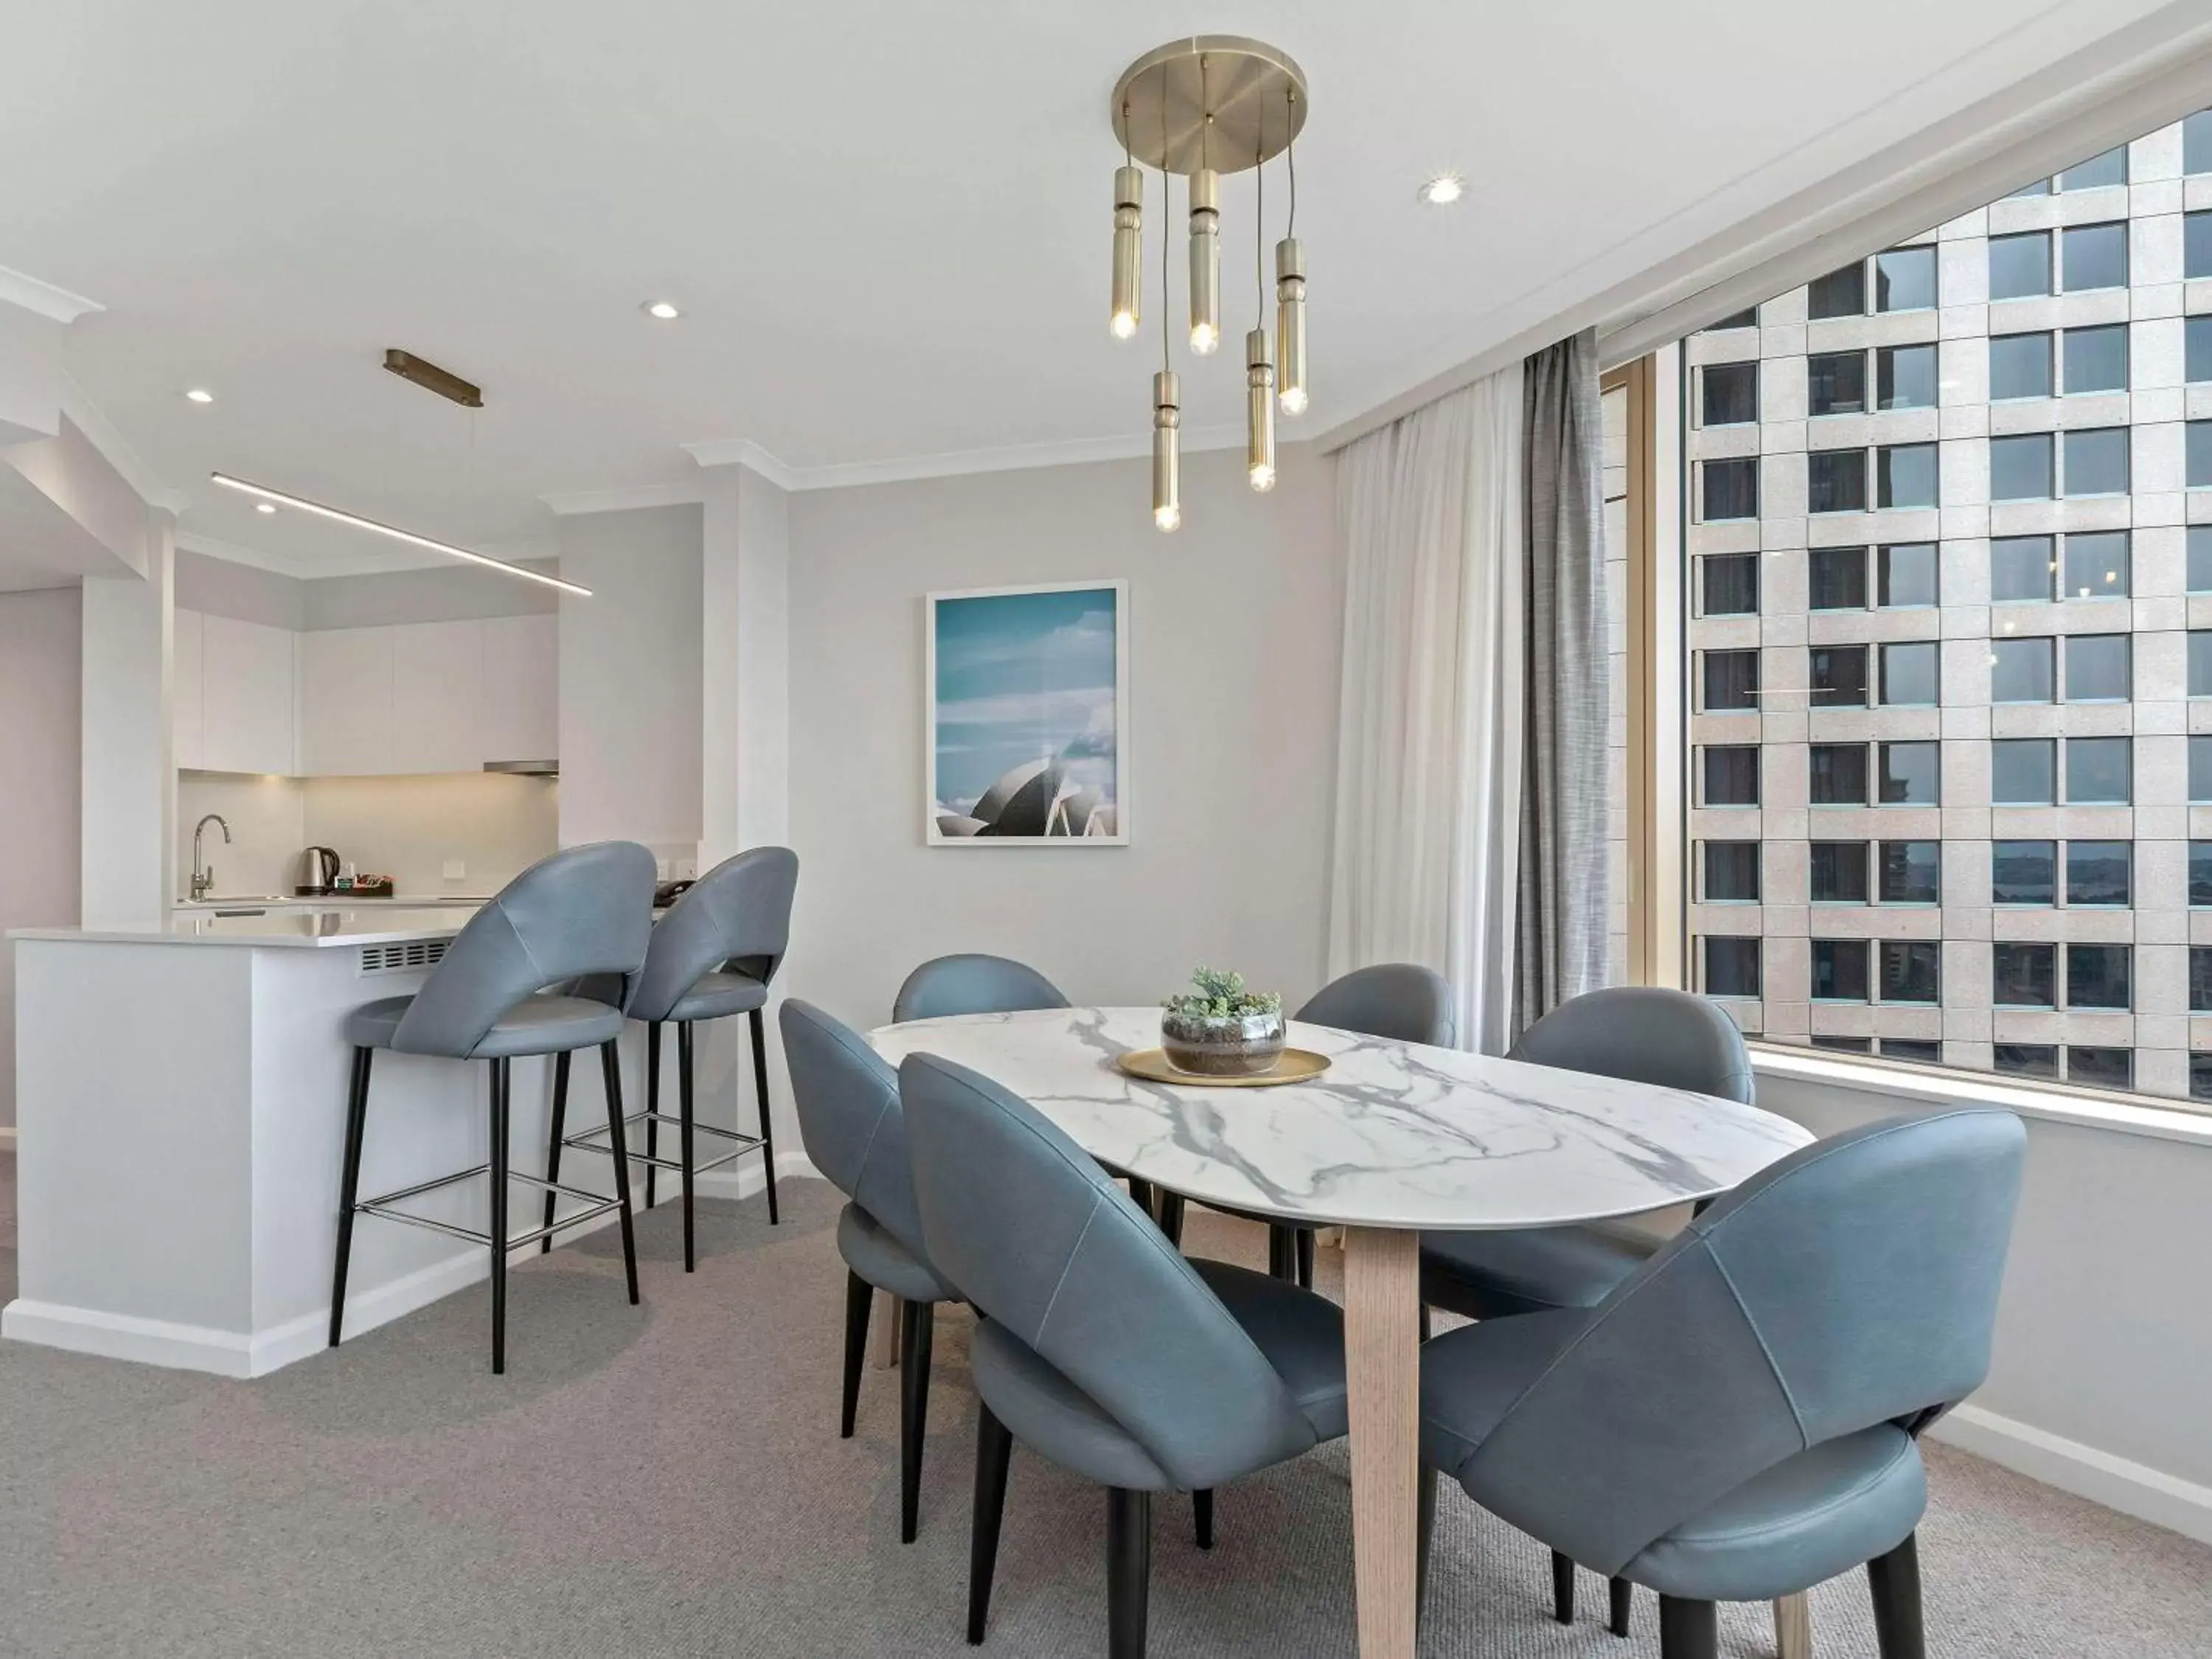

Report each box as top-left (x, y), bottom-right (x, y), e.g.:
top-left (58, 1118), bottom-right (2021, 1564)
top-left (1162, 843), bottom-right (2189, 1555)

top-left (170, 895), bottom-right (493, 912)
top-left (10, 906), bottom-right (475, 948)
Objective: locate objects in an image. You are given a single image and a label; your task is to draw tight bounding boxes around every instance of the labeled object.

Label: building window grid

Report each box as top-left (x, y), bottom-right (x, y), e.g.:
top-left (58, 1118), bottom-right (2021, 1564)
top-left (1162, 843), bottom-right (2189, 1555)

top-left (1681, 109), bottom-right (2212, 1106)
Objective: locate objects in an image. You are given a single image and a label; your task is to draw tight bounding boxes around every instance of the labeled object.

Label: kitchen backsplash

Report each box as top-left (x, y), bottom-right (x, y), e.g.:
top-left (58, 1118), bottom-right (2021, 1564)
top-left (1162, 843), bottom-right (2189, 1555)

top-left (178, 771), bottom-right (557, 900)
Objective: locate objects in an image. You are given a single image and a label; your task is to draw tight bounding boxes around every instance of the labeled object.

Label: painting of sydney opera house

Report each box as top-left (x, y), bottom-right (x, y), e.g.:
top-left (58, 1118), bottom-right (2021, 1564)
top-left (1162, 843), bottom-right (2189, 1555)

top-left (927, 580), bottom-right (1127, 845)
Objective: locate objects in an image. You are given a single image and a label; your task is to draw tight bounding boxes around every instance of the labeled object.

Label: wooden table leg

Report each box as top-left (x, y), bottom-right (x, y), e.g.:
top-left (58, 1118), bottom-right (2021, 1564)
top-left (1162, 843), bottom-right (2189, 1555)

top-left (1773, 1591), bottom-right (1812, 1658)
top-left (874, 1296), bottom-right (902, 1368)
top-left (1343, 1226), bottom-right (1421, 1659)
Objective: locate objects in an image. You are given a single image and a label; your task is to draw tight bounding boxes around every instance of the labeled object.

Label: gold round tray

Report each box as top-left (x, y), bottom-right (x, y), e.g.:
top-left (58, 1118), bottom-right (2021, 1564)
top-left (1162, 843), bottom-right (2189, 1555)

top-left (1114, 1048), bottom-right (1332, 1088)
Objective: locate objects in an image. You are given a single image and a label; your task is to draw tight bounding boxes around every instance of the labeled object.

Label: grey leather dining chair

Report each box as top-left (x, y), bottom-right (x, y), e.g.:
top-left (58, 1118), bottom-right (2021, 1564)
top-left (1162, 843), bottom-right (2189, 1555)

top-left (891, 953), bottom-right (1071, 1024)
top-left (544, 846), bottom-right (797, 1270)
top-left (1418, 1108), bottom-right (2025, 1659)
top-left (1419, 985), bottom-right (1753, 1632)
top-left (900, 1051), bottom-right (1350, 1659)
top-left (1162, 963), bottom-right (1455, 1286)
top-left (330, 841), bottom-right (655, 1374)
top-left (781, 998), bottom-right (959, 1544)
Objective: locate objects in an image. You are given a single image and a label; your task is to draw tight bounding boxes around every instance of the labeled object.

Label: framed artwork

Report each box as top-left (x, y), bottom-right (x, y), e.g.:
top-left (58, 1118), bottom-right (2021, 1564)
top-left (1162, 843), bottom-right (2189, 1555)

top-left (925, 580), bottom-right (1129, 845)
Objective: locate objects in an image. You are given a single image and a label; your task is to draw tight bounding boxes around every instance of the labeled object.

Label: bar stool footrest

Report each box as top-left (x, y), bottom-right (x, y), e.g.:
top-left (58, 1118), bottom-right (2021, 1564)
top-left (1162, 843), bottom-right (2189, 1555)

top-left (355, 1166), bottom-right (625, 1251)
top-left (561, 1115), bottom-right (766, 1176)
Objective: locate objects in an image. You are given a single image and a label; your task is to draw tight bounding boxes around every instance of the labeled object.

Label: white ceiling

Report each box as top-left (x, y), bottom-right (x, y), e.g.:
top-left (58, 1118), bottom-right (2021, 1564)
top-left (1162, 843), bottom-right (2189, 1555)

top-left (0, 0), bottom-right (2190, 577)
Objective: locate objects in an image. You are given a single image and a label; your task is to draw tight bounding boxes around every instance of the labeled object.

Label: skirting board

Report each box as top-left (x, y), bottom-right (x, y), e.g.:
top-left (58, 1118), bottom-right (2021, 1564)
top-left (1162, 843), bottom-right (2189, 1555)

top-left (1931, 1402), bottom-right (2212, 1547)
top-left (0, 1125), bottom-right (16, 1150)
top-left (0, 1158), bottom-right (824, 1380)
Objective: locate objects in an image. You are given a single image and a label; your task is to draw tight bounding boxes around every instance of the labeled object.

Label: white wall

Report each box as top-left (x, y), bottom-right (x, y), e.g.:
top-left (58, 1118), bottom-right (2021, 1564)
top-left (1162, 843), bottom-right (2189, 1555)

top-left (79, 540), bottom-right (172, 928)
top-left (557, 504), bottom-right (703, 858)
top-left (175, 773), bottom-right (305, 897)
top-left (0, 585), bottom-right (83, 1129)
top-left (1761, 1064), bottom-right (2212, 1543)
top-left (782, 443), bottom-right (1341, 1031)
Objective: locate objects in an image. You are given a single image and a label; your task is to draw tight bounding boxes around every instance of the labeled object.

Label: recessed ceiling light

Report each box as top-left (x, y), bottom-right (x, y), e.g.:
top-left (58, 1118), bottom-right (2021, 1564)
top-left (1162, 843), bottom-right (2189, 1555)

top-left (1419, 174), bottom-right (1464, 206)
top-left (642, 300), bottom-right (681, 320)
top-left (184, 388), bottom-right (215, 404)
top-left (255, 501), bottom-right (277, 514)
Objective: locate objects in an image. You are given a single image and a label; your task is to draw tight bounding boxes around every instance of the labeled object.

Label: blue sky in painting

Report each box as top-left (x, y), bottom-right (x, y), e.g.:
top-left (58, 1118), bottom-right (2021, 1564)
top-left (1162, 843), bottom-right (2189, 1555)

top-left (933, 586), bottom-right (1117, 813)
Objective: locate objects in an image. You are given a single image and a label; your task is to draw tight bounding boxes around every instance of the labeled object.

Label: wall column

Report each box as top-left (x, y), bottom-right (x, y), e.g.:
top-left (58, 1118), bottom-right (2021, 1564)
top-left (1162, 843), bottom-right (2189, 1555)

top-left (80, 515), bottom-right (174, 928)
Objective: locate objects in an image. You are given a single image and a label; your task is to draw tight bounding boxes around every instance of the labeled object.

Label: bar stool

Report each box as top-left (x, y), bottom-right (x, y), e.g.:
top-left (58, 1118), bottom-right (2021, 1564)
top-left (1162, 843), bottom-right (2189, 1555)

top-left (547, 846), bottom-right (797, 1270)
top-left (330, 841), bottom-right (655, 1374)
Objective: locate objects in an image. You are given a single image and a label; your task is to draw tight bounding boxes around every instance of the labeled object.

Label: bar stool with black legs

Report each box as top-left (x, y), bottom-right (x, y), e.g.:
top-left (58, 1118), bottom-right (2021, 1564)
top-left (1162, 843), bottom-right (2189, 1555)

top-left (330, 841), bottom-right (655, 1374)
top-left (546, 846), bottom-right (798, 1270)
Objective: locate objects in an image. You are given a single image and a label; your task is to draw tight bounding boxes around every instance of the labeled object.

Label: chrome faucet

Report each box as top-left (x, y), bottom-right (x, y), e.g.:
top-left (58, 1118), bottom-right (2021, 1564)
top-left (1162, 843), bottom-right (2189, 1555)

top-left (190, 813), bottom-right (231, 901)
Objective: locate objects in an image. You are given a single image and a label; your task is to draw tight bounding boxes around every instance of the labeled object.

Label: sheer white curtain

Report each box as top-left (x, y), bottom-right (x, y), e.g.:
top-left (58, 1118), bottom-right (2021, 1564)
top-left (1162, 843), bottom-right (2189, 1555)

top-left (1324, 367), bottom-right (1526, 1054)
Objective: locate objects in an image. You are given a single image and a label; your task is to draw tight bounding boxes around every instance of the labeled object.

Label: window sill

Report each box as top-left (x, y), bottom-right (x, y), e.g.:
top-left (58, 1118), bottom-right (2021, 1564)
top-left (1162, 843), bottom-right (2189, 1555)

top-left (1749, 1042), bottom-right (2212, 1149)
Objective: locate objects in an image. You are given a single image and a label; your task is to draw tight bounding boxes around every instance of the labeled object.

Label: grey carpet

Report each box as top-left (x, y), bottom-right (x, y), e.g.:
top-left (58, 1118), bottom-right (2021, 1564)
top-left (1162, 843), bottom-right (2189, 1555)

top-left (0, 1161), bottom-right (2205, 1658)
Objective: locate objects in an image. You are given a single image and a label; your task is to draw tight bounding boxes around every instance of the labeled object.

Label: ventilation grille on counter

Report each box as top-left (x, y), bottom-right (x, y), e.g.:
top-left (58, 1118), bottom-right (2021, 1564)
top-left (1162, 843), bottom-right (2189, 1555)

top-left (358, 938), bottom-right (451, 975)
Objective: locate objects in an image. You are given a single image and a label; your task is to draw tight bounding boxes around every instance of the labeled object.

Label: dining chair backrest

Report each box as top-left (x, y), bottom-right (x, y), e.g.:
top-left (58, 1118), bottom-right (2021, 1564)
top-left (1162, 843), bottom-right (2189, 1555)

top-left (1295, 964), bottom-right (1455, 1047)
top-left (779, 999), bottom-right (931, 1265)
top-left (891, 953), bottom-right (1071, 1024)
top-left (1459, 1108), bottom-right (2025, 1576)
top-left (1510, 986), bottom-right (1754, 1103)
top-left (390, 841), bottom-right (656, 1058)
top-left (900, 1051), bottom-right (1318, 1489)
top-left (629, 846), bottom-right (799, 1023)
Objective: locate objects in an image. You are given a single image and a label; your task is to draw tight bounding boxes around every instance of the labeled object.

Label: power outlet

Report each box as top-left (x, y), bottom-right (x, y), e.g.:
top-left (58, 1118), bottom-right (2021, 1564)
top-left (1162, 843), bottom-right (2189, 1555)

top-left (442, 859), bottom-right (466, 881)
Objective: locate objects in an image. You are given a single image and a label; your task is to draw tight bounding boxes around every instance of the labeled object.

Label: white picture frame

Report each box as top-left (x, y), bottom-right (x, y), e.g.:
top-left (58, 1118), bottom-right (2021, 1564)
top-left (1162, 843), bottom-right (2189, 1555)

top-left (924, 579), bottom-right (1130, 846)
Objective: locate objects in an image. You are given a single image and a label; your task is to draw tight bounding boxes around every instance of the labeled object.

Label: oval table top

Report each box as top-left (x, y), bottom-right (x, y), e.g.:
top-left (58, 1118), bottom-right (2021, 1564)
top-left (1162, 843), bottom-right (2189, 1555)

top-left (867, 1006), bottom-right (1812, 1233)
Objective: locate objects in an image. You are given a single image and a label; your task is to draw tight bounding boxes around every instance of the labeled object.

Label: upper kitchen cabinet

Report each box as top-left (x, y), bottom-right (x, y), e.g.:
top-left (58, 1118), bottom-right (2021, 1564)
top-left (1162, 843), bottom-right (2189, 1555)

top-left (298, 626), bottom-right (394, 775)
top-left (199, 613), bottom-right (296, 775)
top-left (389, 619), bottom-right (484, 773)
top-left (478, 613), bottom-right (558, 763)
top-left (174, 608), bottom-right (206, 771)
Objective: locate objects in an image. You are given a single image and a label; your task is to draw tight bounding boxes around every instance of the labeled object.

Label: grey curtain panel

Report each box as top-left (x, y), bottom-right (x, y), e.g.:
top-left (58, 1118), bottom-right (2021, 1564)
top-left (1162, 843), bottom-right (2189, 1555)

top-left (1515, 329), bottom-right (1610, 1033)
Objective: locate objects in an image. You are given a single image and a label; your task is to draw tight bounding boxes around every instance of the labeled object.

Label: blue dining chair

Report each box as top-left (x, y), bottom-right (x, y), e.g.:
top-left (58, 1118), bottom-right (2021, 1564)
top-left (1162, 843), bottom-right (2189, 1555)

top-left (1418, 1108), bottom-right (2025, 1659)
top-left (1420, 984), bottom-right (1752, 1632)
top-left (891, 953), bottom-right (1071, 1024)
top-left (782, 998), bottom-right (958, 1543)
top-left (900, 1051), bottom-right (1350, 1658)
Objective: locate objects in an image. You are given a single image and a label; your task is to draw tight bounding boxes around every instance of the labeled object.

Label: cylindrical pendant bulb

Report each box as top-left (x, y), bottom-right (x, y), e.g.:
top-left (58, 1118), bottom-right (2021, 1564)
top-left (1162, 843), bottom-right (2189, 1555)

top-left (1246, 329), bottom-right (1276, 493)
top-left (1276, 237), bottom-right (1307, 414)
top-left (1110, 165), bottom-right (1143, 340)
top-left (1188, 169), bottom-right (1220, 355)
top-left (1152, 370), bottom-right (1182, 531)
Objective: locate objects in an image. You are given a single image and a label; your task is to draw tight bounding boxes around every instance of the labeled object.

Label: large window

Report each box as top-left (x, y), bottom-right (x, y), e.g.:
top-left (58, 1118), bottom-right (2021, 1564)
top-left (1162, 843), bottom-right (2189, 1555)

top-left (1679, 105), bottom-right (2211, 1106)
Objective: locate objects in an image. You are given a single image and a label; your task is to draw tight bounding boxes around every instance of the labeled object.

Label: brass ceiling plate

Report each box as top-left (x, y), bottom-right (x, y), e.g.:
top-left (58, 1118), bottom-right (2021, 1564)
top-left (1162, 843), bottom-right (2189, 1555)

top-left (1110, 36), bottom-right (1308, 178)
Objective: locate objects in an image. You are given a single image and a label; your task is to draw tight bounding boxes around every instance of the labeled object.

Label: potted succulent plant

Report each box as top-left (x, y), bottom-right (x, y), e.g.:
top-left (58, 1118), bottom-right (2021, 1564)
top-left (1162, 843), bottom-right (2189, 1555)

top-left (1160, 967), bottom-right (1286, 1077)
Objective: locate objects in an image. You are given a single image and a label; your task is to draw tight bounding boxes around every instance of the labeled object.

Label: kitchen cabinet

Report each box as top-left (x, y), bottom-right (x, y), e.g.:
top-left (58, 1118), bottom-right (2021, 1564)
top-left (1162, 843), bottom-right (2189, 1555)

top-left (478, 613), bottom-right (558, 762)
top-left (200, 613), bottom-right (296, 776)
top-left (173, 608), bottom-right (206, 770)
top-left (389, 620), bottom-right (484, 773)
top-left (298, 627), bottom-right (394, 776)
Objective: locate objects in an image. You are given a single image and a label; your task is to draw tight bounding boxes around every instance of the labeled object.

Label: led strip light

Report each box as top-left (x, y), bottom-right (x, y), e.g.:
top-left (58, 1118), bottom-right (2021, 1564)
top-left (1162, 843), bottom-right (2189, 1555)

top-left (209, 473), bottom-right (591, 597)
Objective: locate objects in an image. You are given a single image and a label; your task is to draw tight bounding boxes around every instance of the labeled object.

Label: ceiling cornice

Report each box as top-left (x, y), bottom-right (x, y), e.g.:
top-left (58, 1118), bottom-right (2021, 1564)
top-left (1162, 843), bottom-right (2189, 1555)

top-left (539, 479), bottom-right (705, 516)
top-left (676, 424), bottom-right (1245, 495)
top-left (680, 438), bottom-right (799, 492)
top-left (175, 529), bottom-right (321, 579)
top-left (0, 264), bottom-right (103, 324)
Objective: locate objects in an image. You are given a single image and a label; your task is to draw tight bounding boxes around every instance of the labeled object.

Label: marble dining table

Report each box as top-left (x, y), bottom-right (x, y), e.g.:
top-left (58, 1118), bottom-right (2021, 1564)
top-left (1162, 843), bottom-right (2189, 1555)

top-left (867, 1005), bottom-right (1815, 1659)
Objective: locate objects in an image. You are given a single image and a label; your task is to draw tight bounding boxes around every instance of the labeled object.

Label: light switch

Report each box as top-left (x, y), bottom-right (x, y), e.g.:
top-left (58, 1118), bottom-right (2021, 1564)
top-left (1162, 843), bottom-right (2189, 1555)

top-left (442, 859), bottom-right (466, 881)
top-left (656, 858), bottom-right (672, 880)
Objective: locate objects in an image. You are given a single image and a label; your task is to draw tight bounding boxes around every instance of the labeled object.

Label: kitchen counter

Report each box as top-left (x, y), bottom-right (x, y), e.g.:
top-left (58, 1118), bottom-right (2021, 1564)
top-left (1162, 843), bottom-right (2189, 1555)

top-left (13, 906), bottom-right (478, 949)
top-left (171, 895), bottom-right (494, 914)
top-left (1, 905), bottom-right (629, 1377)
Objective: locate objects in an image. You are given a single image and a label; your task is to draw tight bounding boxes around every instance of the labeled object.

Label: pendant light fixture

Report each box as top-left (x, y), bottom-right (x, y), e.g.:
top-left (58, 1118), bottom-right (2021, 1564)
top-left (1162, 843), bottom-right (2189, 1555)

top-left (1108, 36), bottom-right (1308, 528)
top-left (1276, 92), bottom-right (1308, 416)
top-left (1246, 128), bottom-right (1276, 492)
top-left (1153, 163), bottom-right (1181, 531)
top-left (1110, 97), bottom-right (1143, 340)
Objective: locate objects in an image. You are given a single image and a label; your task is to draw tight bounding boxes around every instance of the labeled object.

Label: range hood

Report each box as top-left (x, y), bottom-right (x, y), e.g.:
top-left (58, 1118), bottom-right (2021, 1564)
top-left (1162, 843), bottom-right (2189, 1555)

top-left (482, 759), bottom-right (560, 777)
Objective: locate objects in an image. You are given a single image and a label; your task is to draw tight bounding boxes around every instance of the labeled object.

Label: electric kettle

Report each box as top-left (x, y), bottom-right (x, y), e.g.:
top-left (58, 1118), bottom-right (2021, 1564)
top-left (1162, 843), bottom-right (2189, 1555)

top-left (296, 846), bottom-right (341, 897)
